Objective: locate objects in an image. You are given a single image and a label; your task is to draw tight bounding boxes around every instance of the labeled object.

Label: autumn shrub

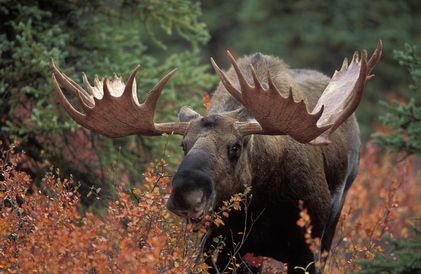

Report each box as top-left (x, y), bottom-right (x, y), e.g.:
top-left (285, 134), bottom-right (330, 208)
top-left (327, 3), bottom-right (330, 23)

top-left (351, 43), bottom-right (421, 274)
top-left (1, 138), bottom-right (419, 273)
top-left (325, 142), bottom-right (419, 273)
top-left (254, 142), bottom-right (419, 274)
top-left (0, 140), bottom-right (210, 273)
top-left (289, 142), bottom-right (419, 274)
top-left (1, 139), bottom-right (255, 273)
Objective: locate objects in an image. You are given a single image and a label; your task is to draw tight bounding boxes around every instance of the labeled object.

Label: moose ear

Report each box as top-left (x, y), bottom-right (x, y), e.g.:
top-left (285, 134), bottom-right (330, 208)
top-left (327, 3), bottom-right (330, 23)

top-left (178, 106), bottom-right (201, 122)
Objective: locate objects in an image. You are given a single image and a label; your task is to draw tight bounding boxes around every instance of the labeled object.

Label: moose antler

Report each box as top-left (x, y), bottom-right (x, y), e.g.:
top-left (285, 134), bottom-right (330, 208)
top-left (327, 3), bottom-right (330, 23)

top-left (49, 58), bottom-right (189, 137)
top-left (211, 40), bottom-right (382, 145)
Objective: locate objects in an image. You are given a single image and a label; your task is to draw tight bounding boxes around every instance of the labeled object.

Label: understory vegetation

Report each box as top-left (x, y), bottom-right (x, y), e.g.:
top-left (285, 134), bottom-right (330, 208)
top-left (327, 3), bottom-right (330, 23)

top-left (1, 139), bottom-right (420, 273)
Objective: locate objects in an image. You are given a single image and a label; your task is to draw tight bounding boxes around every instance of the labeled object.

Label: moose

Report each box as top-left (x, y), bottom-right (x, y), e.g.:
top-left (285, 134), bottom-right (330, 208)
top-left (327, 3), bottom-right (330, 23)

top-left (49, 41), bottom-right (382, 273)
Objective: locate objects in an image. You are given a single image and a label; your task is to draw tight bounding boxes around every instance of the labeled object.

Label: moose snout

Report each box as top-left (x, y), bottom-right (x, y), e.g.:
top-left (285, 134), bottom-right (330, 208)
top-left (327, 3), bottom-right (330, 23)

top-left (166, 168), bottom-right (213, 219)
top-left (167, 189), bottom-right (206, 219)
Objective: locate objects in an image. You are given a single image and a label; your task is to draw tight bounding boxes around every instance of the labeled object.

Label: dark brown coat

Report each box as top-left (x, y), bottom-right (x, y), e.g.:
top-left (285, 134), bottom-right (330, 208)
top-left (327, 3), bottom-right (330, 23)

top-left (167, 53), bottom-right (361, 273)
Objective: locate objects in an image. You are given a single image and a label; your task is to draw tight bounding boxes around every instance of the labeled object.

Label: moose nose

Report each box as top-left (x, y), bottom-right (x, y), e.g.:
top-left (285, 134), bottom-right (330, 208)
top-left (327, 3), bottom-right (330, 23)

top-left (167, 156), bottom-right (213, 219)
top-left (166, 189), bottom-right (207, 219)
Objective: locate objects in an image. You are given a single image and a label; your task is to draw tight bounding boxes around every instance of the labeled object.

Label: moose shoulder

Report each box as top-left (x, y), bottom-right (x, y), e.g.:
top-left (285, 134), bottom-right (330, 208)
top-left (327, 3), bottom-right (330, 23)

top-left (50, 41), bottom-right (382, 273)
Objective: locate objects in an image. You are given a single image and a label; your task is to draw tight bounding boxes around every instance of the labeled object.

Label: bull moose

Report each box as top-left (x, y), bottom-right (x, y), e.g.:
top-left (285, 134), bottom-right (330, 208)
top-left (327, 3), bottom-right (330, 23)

top-left (49, 41), bottom-right (382, 273)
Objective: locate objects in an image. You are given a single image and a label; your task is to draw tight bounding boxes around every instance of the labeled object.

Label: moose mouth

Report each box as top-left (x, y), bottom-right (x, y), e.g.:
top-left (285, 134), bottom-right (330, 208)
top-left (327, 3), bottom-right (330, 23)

top-left (187, 209), bottom-right (205, 232)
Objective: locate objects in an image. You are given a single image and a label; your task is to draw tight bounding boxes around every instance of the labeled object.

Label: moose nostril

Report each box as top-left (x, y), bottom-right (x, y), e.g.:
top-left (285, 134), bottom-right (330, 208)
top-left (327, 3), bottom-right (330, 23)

top-left (187, 190), bottom-right (204, 208)
top-left (180, 210), bottom-right (188, 217)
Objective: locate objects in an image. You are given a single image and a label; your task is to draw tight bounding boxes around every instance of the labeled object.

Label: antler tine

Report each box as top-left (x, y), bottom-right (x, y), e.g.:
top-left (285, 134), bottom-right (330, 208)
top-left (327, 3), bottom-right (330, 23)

top-left (211, 56), bottom-right (245, 106)
top-left (144, 69), bottom-right (178, 112)
top-left (249, 64), bottom-right (265, 92)
top-left (121, 65), bottom-right (140, 105)
top-left (50, 58), bottom-right (189, 138)
top-left (226, 51), bottom-right (266, 102)
top-left (50, 61), bottom-right (94, 109)
top-left (101, 76), bottom-right (114, 102)
top-left (309, 41), bottom-right (382, 145)
top-left (341, 58), bottom-right (349, 70)
top-left (330, 50), bottom-right (367, 133)
top-left (366, 40), bottom-right (382, 78)
top-left (50, 58), bottom-right (95, 123)
top-left (51, 72), bottom-right (92, 130)
top-left (82, 72), bottom-right (100, 105)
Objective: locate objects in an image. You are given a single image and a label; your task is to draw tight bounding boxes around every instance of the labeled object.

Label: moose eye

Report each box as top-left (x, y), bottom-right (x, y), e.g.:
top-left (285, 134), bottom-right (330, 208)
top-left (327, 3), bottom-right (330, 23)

top-left (231, 145), bottom-right (240, 154)
top-left (228, 143), bottom-right (242, 163)
top-left (229, 143), bottom-right (241, 157)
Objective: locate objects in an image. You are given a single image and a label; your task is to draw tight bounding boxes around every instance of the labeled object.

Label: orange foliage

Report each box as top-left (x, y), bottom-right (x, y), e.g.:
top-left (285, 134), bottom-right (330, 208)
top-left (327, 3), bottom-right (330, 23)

top-left (246, 142), bottom-right (420, 273)
top-left (325, 142), bottom-right (420, 273)
top-left (1, 140), bottom-right (419, 273)
top-left (202, 94), bottom-right (211, 108)
top-left (0, 141), bottom-right (209, 273)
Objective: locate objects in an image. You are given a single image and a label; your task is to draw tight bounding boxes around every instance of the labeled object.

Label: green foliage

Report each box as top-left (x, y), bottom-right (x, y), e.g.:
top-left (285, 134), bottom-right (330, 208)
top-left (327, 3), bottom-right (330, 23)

top-left (373, 99), bottom-right (421, 157)
top-left (121, 0), bottom-right (209, 50)
top-left (200, 0), bottom-right (421, 140)
top-left (394, 44), bottom-right (421, 96)
top-left (373, 44), bottom-right (421, 157)
top-left (355, 224), bottom-right (421, 274)
top-left (360, 44), bottom-right (421, 273)
top-left (0, 0), bottom-right (217, 207)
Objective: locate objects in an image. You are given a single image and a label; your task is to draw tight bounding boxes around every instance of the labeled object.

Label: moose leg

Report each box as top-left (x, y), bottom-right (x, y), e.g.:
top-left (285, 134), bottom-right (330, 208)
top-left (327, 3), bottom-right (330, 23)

top-left (321, 151), bottom-right (360, 264)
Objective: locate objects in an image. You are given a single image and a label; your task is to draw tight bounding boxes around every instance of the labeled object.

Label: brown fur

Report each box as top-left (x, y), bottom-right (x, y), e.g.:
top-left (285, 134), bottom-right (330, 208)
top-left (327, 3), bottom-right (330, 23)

top-left (167, 53), bottom-right (360, 274)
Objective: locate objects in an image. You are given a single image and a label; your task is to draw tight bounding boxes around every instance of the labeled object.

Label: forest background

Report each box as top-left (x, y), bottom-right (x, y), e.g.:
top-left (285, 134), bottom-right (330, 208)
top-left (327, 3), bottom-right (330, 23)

top-left (1, 0), bottom-right (420, 273)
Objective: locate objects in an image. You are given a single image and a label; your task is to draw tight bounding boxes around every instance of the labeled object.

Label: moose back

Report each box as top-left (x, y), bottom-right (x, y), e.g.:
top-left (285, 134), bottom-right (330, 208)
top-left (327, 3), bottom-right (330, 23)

top-left (50, 41), bottom-right (381, 273)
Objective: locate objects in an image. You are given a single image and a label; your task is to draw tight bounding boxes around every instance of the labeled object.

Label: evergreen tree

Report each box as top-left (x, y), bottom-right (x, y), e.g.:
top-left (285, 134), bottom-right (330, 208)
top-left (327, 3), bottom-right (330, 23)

top-left (356, 45), bottom-right (421, 273)
top-left (355, 223), bottom-right (421, 274)
top-left (373, 44), bottom-right (421, 158)
top-left (0, 0), bottom-right (217, 207)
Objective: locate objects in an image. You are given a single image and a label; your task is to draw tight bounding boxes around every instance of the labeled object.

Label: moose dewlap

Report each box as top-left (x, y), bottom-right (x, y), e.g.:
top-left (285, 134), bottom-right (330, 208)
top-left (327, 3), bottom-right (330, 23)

top-left (50, 41), bottom-right (381, 274)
